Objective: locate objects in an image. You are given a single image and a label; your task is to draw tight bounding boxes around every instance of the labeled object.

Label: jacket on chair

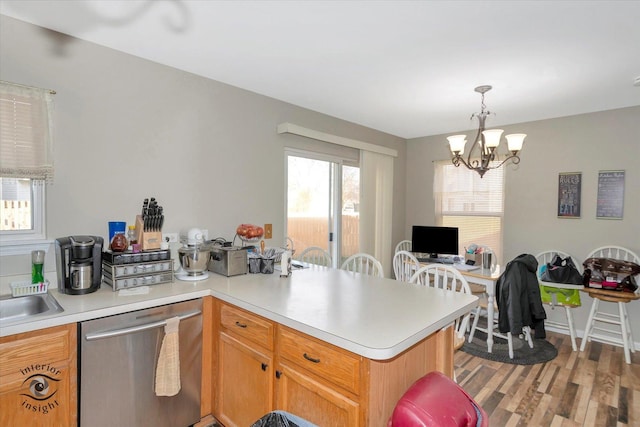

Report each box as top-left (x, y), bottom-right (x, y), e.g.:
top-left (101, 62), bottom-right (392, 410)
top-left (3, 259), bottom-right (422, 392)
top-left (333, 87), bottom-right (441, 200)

top-left (496, 254), bottom-right (547, 338)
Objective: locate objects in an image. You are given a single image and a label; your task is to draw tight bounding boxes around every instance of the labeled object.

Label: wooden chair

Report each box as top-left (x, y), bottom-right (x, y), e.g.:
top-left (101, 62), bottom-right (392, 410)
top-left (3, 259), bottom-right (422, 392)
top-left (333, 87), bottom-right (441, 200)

top-left (466, 255), bottom-right (534, 359)
top-left (466, 246), bottom-right (495, 334)
top-left (394, 240), bottom-right (412, 254)
top-left (393, 250), bottom-right (420, 282)
top-left (297, 246), bottom-right (331, 267)
top-left (341, 253), bottom-right (384, 278)
top-left (409, 265), bottom-right (472, 354)
top-left (580, 246), bottom-right (640, 364)
top-left (535, 250), bottom-right (583, 351)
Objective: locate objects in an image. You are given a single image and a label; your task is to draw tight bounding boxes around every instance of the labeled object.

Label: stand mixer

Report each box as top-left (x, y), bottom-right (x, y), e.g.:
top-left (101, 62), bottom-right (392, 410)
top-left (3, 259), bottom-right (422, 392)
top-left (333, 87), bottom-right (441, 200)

top-left (175, 228), bottom-right (211, 281)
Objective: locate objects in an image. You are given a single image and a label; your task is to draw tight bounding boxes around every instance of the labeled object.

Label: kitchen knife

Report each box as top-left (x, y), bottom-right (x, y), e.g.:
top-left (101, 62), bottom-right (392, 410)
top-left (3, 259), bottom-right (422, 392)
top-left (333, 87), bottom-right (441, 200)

top-left (157, 206), bottom-right (164, 232)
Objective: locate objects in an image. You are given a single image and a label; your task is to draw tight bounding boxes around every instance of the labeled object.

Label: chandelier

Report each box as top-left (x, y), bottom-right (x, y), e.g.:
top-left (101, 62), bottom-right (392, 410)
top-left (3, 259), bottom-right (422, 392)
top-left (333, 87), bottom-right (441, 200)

top-left (447, 85), bottom-right (526, 178)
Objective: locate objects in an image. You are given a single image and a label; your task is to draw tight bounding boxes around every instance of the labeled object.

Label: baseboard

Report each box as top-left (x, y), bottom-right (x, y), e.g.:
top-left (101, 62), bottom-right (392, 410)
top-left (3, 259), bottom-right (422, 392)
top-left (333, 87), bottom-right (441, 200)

top-left (543, 324), bottom-right (640, 352)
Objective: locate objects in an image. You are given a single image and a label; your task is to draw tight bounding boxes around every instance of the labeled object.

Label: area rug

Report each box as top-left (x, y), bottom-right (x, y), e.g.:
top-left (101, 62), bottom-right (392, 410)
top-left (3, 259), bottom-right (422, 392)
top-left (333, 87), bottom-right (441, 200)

top-left (462, 329), bottom-right (558, 365)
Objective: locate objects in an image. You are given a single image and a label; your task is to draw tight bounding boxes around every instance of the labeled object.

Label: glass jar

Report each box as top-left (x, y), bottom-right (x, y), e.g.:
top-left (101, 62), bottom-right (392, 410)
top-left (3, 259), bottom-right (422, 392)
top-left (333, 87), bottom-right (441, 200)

top-left (127, 225), bottom-right (137, 245)
top-left (110, 233), bottom-right (128, 252)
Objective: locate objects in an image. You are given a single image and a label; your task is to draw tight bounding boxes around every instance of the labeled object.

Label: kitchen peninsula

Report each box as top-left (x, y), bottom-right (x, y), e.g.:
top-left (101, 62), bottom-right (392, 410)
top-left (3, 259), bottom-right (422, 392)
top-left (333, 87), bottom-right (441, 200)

top-left (1, 267), bottom-right (477, 426)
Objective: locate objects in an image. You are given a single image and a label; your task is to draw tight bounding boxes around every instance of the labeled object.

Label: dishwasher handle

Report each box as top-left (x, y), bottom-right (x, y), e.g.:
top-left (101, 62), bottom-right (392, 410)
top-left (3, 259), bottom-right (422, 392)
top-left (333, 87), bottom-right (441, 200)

top-left (84, 310), bottom-right (201, 341)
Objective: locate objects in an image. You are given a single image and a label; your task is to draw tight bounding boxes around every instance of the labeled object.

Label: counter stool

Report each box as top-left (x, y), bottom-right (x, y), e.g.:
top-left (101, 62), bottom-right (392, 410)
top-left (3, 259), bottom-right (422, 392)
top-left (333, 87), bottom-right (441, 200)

top-left (580, 246), bottom-right (640, 364)
top-left (580, 288), bottom-right (639, 364)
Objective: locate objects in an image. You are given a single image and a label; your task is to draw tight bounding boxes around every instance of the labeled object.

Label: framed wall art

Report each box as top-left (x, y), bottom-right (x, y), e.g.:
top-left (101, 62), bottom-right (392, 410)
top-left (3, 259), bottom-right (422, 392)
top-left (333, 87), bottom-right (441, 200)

top-left (557, 172), bottom-right (581, 218)
top-left (596, 170), bottom-right (625, 219)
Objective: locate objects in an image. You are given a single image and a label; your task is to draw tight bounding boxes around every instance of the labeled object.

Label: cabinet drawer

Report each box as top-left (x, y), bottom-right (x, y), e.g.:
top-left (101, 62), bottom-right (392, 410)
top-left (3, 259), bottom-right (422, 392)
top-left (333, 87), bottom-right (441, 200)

top-left (278, 326), bottom-right (361, 396)
top-left (220, 303), bottom-right (274, 350)
top-left (0, 324), bottom-right (72, 378)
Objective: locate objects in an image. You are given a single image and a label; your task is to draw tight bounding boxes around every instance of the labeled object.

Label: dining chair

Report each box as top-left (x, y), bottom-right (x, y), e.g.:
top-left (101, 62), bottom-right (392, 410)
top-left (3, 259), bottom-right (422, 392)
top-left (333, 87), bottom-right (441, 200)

top-left (580, 246), bottom-right (640, 364)
top-left (535, 250), bottom-right (583, 351)
top-left (392, 250), bottom-right (420, 282)
top-left (466, 255), bottom-right (534, 359)
top-left (340, 253), bottom-right (384, 278)
top-left (394, 240), bottom-right (412, 254)
top-left (466, 246), bottom-right (495, 334)
top-left (409, 264), bottom-right (473, 355)
top-left (297, 246), bottom-right (332, 267)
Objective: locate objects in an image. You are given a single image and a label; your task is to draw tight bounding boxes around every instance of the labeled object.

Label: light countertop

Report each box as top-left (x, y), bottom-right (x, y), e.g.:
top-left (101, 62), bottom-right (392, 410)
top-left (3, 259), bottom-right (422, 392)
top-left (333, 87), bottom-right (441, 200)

top-left (0, 267), bottom-right (477, 360)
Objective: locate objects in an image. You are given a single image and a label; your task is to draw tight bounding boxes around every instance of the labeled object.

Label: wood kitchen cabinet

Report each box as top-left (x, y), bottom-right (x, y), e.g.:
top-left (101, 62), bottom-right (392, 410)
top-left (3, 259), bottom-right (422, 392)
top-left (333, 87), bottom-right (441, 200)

top-left (213, 300), bottom-right (453, 427)
top-left (0, 324), bottom-right (77, 427)
top-left (215, 301), bottom-right (275, 427)
top-left (276, 325), bottom-right (362, 426)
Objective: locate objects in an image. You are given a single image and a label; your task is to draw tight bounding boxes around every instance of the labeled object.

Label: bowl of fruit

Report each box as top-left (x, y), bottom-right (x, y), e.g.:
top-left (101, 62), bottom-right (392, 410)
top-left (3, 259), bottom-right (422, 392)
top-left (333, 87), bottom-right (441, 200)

top-left (236, 224), bottom-right (264, 244)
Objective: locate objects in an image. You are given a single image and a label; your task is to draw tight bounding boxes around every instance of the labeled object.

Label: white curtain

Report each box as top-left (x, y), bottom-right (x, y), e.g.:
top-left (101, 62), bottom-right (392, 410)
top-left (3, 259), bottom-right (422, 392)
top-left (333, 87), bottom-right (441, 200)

top-left (0, 81), bottom-right (55, 183)
top-left (359, 150), bottom-right (394, 277)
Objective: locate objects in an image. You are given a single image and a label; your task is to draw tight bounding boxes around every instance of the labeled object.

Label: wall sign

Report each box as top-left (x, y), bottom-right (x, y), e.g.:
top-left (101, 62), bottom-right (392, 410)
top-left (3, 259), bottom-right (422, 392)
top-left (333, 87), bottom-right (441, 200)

top-left (596, 170), bottom-right (625, 219)
top-left (557, 172), bottom-right (581, 218)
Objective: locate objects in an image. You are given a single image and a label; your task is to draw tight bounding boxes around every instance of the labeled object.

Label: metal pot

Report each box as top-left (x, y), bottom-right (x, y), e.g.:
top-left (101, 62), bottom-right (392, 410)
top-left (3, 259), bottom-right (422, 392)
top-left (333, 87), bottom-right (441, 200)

top-left (177, 245), bottom-right (211, 276)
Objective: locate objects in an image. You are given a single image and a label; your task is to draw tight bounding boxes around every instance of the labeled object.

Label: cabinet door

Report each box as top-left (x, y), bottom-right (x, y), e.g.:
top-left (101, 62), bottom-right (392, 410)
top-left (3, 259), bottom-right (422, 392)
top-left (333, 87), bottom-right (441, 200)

top-left (217, 332), bottom-right (273, 427)
top-left (276, 360), bottom-right (360, 427)
top-left (0, 324), bottom-right (77, 427)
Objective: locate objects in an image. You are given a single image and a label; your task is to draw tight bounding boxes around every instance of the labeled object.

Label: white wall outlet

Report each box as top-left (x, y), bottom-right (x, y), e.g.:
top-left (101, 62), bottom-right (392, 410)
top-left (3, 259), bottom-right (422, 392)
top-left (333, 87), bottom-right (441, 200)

top-left (163, 232), bottom-right (178, 243)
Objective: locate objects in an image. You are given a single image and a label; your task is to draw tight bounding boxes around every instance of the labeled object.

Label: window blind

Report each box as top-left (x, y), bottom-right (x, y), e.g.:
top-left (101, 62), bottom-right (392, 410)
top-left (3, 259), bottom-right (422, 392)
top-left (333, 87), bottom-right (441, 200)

top-left (434, 160), bottom-right (504, 261)
top-left (0, 81), bottom-right (55, 183)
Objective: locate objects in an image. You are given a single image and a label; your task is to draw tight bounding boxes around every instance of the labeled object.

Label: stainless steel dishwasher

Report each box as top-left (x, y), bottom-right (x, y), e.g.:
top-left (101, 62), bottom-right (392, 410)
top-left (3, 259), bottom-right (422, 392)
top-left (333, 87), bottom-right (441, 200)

top-left (79, 298), bottom-right (202, 427)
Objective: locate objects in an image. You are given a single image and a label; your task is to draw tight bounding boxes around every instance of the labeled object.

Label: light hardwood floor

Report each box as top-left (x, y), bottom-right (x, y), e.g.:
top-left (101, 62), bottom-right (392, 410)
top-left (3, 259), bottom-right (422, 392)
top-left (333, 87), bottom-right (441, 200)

top-left (454, 331), bottom-right (640, 426)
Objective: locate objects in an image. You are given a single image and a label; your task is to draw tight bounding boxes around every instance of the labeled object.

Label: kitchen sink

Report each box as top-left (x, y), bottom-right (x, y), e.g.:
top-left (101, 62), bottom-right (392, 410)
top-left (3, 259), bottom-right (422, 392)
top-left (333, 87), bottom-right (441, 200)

top-left (0, 293), bottom-right (64, 323)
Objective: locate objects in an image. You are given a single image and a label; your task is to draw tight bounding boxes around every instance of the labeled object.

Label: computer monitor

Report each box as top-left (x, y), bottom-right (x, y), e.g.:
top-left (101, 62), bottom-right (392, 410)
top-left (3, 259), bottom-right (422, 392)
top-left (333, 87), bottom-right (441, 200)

top-left (411, 226), bottom-right (459, 259)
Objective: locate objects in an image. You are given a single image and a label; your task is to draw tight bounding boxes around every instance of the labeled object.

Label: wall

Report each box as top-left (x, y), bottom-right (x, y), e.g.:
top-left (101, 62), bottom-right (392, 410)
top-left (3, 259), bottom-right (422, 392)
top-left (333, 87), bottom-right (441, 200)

top-left (2, 14), bottom-right (639, 346)
top-left (0, 15), bottom-right (406, 279)
top-left (406, 105), bottom-right (640, 341)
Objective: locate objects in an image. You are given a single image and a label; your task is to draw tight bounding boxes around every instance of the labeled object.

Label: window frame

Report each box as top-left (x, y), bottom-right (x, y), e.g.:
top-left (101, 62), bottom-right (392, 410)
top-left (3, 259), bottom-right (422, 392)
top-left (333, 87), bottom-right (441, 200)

top-left (0, 178), bottom-right (48, 255)
top-left (0, 81), bottom-right (54, 255)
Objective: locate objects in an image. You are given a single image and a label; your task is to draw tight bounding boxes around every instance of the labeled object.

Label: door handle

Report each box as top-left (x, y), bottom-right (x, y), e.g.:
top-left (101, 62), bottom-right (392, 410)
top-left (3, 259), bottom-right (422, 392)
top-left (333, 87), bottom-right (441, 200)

top-left (85, 310), bottom-right (201, 341)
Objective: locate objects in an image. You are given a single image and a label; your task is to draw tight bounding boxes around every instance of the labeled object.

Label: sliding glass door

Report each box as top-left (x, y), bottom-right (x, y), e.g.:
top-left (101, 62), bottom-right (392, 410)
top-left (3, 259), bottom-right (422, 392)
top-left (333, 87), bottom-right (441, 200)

top-left (286, 151), bottom-right (359, 267)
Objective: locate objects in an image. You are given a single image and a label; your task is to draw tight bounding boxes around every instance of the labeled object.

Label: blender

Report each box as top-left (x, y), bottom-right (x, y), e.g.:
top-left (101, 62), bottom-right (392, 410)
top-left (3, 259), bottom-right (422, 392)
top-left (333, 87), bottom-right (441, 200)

top-left (175, 228), bottom-right (211, 281)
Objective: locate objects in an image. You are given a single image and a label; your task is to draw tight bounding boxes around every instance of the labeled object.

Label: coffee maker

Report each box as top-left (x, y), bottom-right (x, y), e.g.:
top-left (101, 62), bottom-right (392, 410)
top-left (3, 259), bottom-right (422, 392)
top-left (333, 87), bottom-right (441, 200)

top-left (55, 236), bottom-right (103, 294)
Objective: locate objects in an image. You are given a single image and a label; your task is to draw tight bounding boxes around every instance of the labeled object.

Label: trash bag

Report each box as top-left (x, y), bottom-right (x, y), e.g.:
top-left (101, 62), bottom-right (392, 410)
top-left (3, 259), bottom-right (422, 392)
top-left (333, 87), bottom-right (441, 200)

top-left (251, 411), bottom-right (318, 427)
top-left (251, 412), bottom-right (300, 427)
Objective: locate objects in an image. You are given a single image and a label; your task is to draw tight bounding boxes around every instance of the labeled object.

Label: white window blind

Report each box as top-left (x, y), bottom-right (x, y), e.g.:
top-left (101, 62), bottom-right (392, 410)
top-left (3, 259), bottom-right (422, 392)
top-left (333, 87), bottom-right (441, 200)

top-left (433, 161), bottom-right (504, 262)
top-left (0, 81), bottom-right (55, 183)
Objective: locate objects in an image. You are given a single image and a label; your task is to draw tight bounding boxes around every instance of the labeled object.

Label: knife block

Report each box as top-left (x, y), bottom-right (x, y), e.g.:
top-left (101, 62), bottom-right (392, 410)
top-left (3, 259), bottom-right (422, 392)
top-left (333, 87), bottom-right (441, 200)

top-left (135, 215), bottom-right (162, 251)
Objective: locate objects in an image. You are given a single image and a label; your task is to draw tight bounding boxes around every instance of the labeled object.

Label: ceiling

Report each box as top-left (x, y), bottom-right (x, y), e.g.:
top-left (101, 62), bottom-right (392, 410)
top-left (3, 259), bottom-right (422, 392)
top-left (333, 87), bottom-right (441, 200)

top-left (1, 0), bottom-right (639, 139)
